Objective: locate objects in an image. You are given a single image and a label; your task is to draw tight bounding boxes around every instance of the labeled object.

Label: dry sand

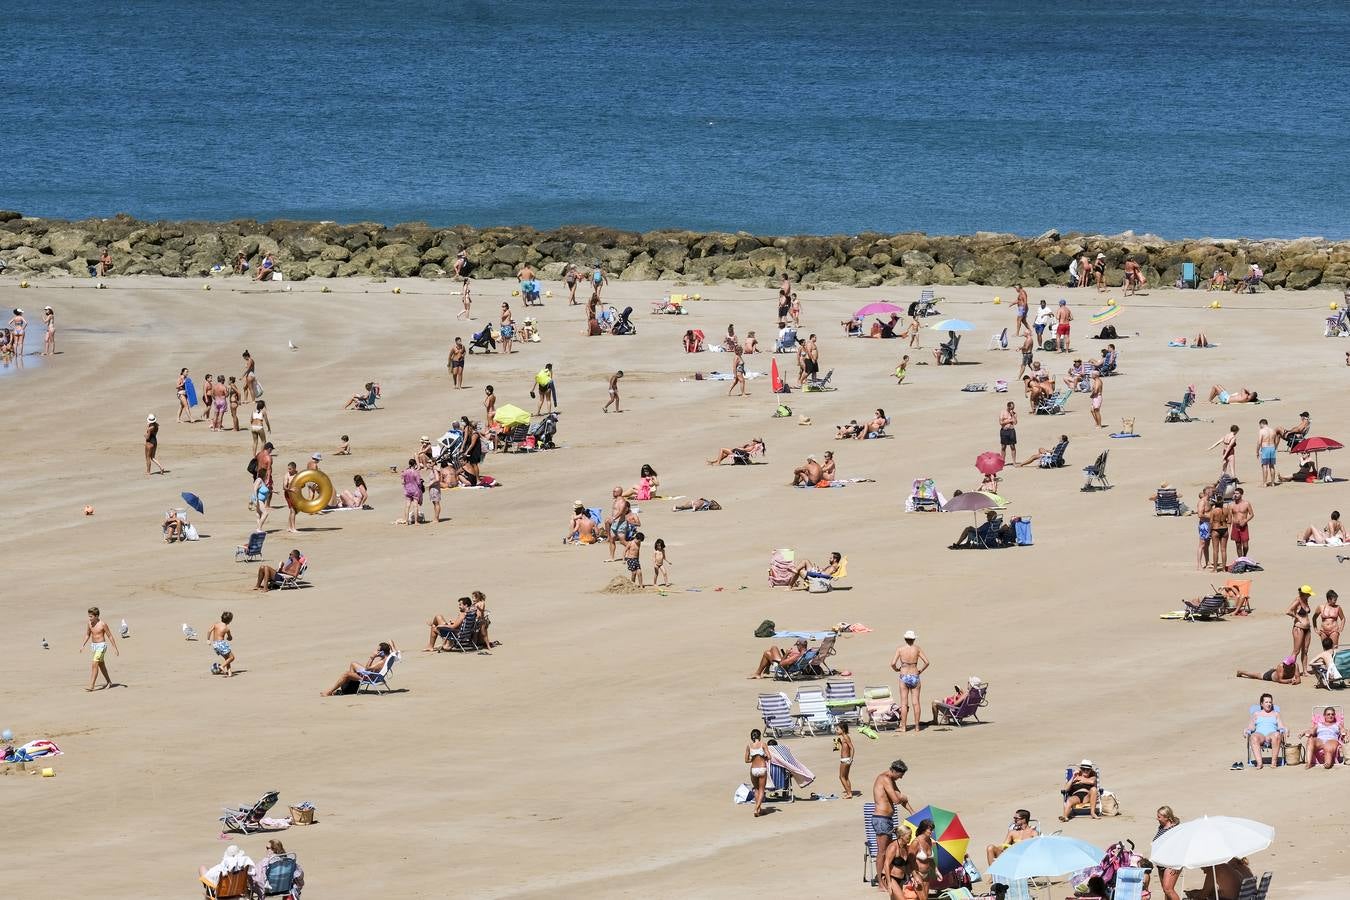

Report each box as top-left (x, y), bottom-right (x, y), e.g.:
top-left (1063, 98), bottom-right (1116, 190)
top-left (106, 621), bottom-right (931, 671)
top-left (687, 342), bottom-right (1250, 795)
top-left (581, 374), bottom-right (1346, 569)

top-left (2, 275), bottom-right (1349, 897)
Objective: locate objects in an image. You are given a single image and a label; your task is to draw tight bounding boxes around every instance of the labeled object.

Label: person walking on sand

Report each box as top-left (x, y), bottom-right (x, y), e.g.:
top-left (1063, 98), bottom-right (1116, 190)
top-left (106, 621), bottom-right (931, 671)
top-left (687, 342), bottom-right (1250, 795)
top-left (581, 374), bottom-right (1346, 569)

top-left (1257, 419), bottom-right (1278, 486)
top-left (728, 348), bottom-right (749, 396)
top-left (871, 760), bottom-right (912, 892)
top-left (531, 363), bottom-right (557, 415)
top-left (283, 462), bottom-right (299, 533)
top-left (401, 459), bottom-right (423, 526)
top-left (207, 611), bottom-right (236, 677)
top-left (1055, 298), bottom-right (1072, 353)
top-left (591, 261), bottom-right (609, 301)
top-left (240, 351), bottom-right (257, 401)
top-left (745, 729), bottom-right (770, 817)
top-left (448, 337), bottom-right (466, 389)
top-left (143, 413), bottom-right (167, 475)
top-left (835, 723), bottom-right (854, 799)
top-left (1209, 424), bottom-right (1239, 479)
top-left (890, 631), bottom-right (929, 734)
top-left (651, 537), bottom-right (672, 586)
top-left (1013, 285), bottom-right (1029, 336)
top-left (1088, 371), bottom-right (1104, 428)
top-left (1017, 329), bottom-right (1034, 381)
top-left (564, 263), bottom-right (581, 305)
top-left (1230, 487), bottom-right (1254, 558)
top-left (603, 370), bottom-right (624, 413)
top-left (456, 276), bottom-right (473, 320)
top-left (999, 402), bottom-right (1018, 463)
top-left (176, 368), bottom-right (193, 423)
top-left (80, 606), bottom-right (119, 691)
top-left (250, 400), bottom-right (271, 454)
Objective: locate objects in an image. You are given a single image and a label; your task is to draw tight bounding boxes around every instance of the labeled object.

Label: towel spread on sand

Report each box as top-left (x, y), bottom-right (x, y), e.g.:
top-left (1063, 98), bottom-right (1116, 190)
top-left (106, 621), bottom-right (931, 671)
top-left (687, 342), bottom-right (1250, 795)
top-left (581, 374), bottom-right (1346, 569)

top-left (772, 630), bottom-right (837, 640)
top-left (796, 477), bottom-right (876, 488)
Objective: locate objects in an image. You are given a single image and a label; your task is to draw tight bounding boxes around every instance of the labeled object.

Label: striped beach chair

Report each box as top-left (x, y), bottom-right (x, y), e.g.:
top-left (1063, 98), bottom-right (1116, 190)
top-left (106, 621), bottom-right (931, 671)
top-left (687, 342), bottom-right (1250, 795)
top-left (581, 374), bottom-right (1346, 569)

top-left (915, 289), bottom-right (940, 317)
top-left (757, 692), bottom-right (799, 738)
top-left (766, 743), bottom-right (816, 803)
top-left (795, 688), bottom-right (831, 735)
top-left (824, 680), bottom-right (862, 726)
top-left (438, 609), bottom-right (481, 652)
top-left (862, 802), bottom-right (903, 884)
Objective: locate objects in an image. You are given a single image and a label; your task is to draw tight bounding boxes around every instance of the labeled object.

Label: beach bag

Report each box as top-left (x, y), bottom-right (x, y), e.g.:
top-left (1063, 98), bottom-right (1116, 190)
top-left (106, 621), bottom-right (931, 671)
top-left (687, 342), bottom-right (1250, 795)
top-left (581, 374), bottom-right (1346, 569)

top-left (807, 577), bottom-right (832, 594)
top-left (1014, 517), bottom-right (1033, 546)
top-left (754, 619), bottom-right (776, 638)
top-left (246, 457), bottom-right (259, 477)
top-left (1099, 791), bottom-right (1120, 817)
top-left (773, 404), bottom-right (792, 418)
top-left (733, 783), bottom-right (752, 804)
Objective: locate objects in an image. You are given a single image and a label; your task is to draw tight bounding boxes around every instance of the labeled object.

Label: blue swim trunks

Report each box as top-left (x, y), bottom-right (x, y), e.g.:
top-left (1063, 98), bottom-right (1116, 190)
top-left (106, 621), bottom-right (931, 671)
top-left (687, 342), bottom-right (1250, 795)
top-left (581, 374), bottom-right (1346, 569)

top-left (213, 640), bottom-right (231, 657)
top-left (1260, 446), bottom-right (1277, 464)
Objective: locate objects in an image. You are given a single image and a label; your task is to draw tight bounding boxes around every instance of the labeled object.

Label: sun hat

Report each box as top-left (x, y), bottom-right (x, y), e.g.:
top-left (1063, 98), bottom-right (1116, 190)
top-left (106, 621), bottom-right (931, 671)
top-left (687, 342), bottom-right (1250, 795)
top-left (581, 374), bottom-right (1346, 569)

top-left (1080, 759), bottom-right (1095, 770)
top-left (968, 676), bottom-right (982, 687)
top-left (311, 452), bottom-right (322, 461)
top-left (420, 435), bottom-right (430, 443)
top-left (147, 414), bottom-right (156, 423)
top-left (903, 630), bottom-right (916, 641)
top-left (1300, 585), bottom-right (1314, 595)
top-left (1096, 253), bottom-right (1105, 259)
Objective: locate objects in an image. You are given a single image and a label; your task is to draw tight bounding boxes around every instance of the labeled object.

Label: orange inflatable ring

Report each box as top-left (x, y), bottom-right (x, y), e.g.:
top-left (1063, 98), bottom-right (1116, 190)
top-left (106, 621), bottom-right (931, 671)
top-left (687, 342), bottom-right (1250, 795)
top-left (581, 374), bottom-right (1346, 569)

top-left (291, 470), bottom-right (334, 515)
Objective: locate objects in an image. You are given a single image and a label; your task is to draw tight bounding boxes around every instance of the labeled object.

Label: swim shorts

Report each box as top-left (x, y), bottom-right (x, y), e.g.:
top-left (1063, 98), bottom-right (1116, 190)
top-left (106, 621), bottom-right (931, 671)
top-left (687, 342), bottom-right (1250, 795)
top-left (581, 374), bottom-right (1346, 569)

top-left (1218, 391), bottom-right (1230, 404)
top-left (1000, 427), bottom-right (1016, 447)
top-left (91, 642), bottom-right (107, 662)
top-left (1260, 446), bottom-right (1276, 464)
top-left (872, 814), bottom-right (897, 838)
top-left (1198, 522), bottom-right (1211, 540)
top-left (1056, 323), bottom-right (1070, 336)
top-left (626, 557), bottom-right (640, 572)
top-left (1022, 351), bottom-right (1033, 366)
top-left (213, 640), bottom-right (231, 657)
top-left (1231, 523), bottom-right (1249, 543)
top-left (1091, 396), bottom-right (1102, 410)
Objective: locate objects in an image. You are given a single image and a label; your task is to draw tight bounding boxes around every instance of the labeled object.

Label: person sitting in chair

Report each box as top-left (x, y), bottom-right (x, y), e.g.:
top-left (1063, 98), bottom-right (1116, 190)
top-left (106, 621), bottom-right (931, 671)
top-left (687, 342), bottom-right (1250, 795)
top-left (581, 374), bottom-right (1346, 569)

top-left (855, 409), bottom-right (887, 440)
top-left (1277, 411), bottom-right (1311, 450)
top-left (708, 438), bottom-right (766, 465)
top-left (162, 509), bottom-right (185, 542)
top-left (321, 640), bottom-right (397, 695)
top-left (1232, 263), bottom-right (1263, 293)
top-left (1014, 436), bottom-right (1069, 467)
top-left (950, 510), bottom-right (1012, 548)
top-left (933, 675), bottom-right (983, 725)
top-left (749, 637), bottom-right (809, 678)
top-left (424, 596), bottom-right (473, 651)
top-left (1058, 761), bottom-right (1100, 821)
top-left (985, 808), bottom-right (1037, 866)
top-left (933, 330), bottom-right (959, 365)
top-left (253, 549), bottom-right (304, 592)
top-left (252, 840), bottom-right (304, 898)
top-left (787, 551), bottom-right (842, 589)
top-left (1245, 692), bottom-right (1286, 770)
top-left (343, 382), bottom-right (377, 410)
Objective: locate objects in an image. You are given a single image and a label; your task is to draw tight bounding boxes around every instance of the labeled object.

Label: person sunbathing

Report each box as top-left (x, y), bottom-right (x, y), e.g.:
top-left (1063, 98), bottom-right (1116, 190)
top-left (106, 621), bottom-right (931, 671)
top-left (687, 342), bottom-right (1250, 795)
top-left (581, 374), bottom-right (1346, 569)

top-left (749, 638), bottom-right (809, 678)
top-left (1302, 707), bottom-right (1346, 770)
top-left (1298, 511), bottom-right (1345, 545)
top-left (1209, 385), bottom-right (1258, 404)
top-left (786, 551), bottom-right (842, 588)
top-left (1236, 655), bottom-right (1300, 685)
top-left (1276, 411), bottom-right (1311, 449)
top-left (841, 315), bottom-right (863, 336)
top-left (326, 475), bottom-right (369, 509)
top-left (855, 409), bottom-right (887, 440)
top-left (162, 509), bottom-right (184, 542)
top-left (933, 676), bottom-right (983, 724)
top-left (819, 451), bottom-right (836, 481)
top-left (343, 382), bottom-right (377, 409)
top-left (424, 597), bottom-right (472, 651)
top-left (1014, 436), bottom-right (1069, 467)
top-left (1192, 857), bottom-right (1254, 900)
top-left (1245, 693), bottom-right (1286, 769)
top-left (950, 511), bottom-right (1012, 548)
top-left (791, 457), bottom-right (824, 486)
top-left (1058, 762), bottom-right (1100, 821)
top-left (985, 808), bottom-right (1037, 866)
top-left (565, 504), bottom-right (599, 543)
top-left (253, 549), bottom-right (304, 592)
top-left (708, 438), bottom-right (766, 465)
top-left (835, 420), bottom-right (862, 440)
top-left (673, 498), bottom-right (722, 511)
top-left (321, 640), bottom-right (397, 694)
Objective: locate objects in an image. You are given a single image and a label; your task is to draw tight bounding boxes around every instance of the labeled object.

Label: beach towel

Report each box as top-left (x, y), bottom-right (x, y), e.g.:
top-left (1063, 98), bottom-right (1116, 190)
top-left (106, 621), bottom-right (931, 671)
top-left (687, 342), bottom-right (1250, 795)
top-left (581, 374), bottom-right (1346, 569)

top-left (768, 549), bottom-right (796, 586)
top-left (768, 745), bottom-right (815, 788)
top-left (772, 630), bottom-right (838, 640)
top-left (6, 739), bottom-right (63, 762)
top-left (798, 477), bottom-right (876, 489)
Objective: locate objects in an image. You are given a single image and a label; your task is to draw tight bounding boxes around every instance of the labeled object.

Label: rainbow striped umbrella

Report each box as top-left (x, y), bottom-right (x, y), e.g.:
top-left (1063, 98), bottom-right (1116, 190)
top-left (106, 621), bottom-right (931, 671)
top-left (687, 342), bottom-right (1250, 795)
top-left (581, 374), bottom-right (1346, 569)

top-left (904, 805), bottom-right (970, 875)
top-left (1090, 303), bottom-right (1123, 324)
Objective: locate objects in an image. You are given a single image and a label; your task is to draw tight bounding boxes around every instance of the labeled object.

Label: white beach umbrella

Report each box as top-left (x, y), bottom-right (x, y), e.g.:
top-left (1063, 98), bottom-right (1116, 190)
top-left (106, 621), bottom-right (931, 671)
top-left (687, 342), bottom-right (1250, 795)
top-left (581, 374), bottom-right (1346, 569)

top-left (1149, 816), bottom-right (1274, 869)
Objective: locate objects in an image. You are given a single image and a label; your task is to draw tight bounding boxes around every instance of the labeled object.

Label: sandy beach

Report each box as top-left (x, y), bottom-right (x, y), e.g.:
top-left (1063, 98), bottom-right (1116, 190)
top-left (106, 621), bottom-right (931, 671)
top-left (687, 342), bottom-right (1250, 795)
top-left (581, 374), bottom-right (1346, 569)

top-left (3, 275), bottom-right (1349, 897)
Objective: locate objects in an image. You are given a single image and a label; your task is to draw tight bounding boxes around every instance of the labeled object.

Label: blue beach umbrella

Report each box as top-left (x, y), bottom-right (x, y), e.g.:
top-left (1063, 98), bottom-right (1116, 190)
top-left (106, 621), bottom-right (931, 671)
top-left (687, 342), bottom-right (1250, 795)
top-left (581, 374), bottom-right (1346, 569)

top-left (987, 835), bottom-right (1103, 882)
top-left (181, 492), bottom-right (204, 515)
top-left (928, 318), bottom-right (975, 332)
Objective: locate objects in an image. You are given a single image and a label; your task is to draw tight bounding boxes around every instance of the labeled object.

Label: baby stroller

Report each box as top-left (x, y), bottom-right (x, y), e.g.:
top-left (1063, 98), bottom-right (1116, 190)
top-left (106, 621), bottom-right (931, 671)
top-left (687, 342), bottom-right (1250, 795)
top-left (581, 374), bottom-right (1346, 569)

top-left (597, 306), bottom-right (618, 333)
top-left (529, 412), bottom-right (559, 450)
top-left (467, 326), bottom-right (496, 353)
top-left (433, 427), bottom-right (465, 467)
top-left (612, 306), bottom-right (636, 336)
top-left (775, 327), bottom-right (798, 352)
top-left (521, 279), bottom-right (543, 306)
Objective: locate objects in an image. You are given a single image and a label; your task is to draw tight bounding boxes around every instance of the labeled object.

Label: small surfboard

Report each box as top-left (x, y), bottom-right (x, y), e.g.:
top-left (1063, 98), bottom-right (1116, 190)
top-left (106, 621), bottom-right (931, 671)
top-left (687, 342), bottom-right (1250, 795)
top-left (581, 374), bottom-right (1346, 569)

top-left (184, 377), bottom-right (198, 408)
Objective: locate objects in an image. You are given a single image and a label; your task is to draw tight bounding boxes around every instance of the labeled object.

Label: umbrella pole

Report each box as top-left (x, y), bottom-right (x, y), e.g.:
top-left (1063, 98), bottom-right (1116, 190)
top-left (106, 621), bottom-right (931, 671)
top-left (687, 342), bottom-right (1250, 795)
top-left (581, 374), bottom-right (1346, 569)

top-left (1212, 865), bottom-right (1219, 900)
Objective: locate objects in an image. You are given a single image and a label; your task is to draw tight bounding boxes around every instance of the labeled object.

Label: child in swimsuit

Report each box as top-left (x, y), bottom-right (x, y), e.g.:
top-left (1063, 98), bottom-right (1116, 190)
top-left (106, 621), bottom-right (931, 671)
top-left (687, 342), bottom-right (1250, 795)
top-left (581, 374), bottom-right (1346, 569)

top-left (625, 532), bottom-right (645, 587)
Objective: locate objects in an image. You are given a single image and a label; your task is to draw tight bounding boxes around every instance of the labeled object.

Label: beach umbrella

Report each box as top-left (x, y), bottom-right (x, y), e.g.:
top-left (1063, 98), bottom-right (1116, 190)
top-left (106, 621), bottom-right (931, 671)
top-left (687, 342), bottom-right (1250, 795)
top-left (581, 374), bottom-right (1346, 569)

top-left (1090, 304), bottom-right (1123, 325)
top-left (987, 835), bottom-right (1104, 883)
top-left (854, 301), bottom-right (905, 319)
top-left (929, 318), bottom-right (975, 332)
top-left (1149, 816), bottom-right (1273, 870)
top-left (1290, 436), bottom-right (1343, 472)
top-left (493, 404), bottom-right (530, 428)
top-left (902, 805), bottom-right (969, 875)
top-left (180, 492), bottom-right (204, 515)
top-left (975, 452), bottom-right (1005, 475)
top-left (943, 490), bottom-right (1008, 513)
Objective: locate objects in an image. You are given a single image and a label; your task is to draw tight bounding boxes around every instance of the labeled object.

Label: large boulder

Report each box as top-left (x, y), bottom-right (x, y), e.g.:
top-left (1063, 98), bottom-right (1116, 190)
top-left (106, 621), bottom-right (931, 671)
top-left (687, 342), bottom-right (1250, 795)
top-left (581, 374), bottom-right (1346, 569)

top-left (747, 246), bottom-right (787, 276)
top-left (712, 258), bottom-right (756, 280)
top-left (307, 259), bottom-right (339, 278)
top-left (900, 249), bottom-right (936, 268)
top-left (493, 243), bottom-right (527, 266)
top-left (1285, 268), bottom-right (1322, 290)
top-left (320, 244), bottom-right (351, 261)
top-left (620, 253), bottom-right (661, 281)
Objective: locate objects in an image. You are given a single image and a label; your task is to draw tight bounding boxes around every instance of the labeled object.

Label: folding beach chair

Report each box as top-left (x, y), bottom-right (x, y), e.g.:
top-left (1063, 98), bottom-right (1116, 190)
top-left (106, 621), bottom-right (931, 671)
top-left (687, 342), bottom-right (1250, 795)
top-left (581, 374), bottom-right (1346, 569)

top-left (862, 802), bottom-right (903, 884)
top-left (1235, 876), bottom-right (1258, 900)
top-left (1254, 872), bottom-right (1273, 900)
top-left (907, 478), bottom-right (943, 512)
top-left (261, 853), bottom-right (299, 898)
top-left (1114, 866), bottom-right (1146, 900)
top-left (201, 867), bottom-right (251, 899)
top-left (1081, 450), bottom-right (1110, 491)
top-left (1060, 764), bottom-right (1105, 818)
top-left (357, 651), bottom-right (400, 693)
top-left (220, 790), bottom-right (280, 835)
top-left (765, 750), bottom-right (794, 803)
top-left (986, 327), bottom-right (1008, 350)
top-left (771, 646), bottom-right (819, 682)
top-left (1038, 440), bottom-right (1068, 468)
top-left (235, 531), bottom-right (266, 562)
top-left (914, 289), bottom-right (940, 317)
top-left (1183, 594), bottom-right (1232, 621)
top-left (437, 609), bottom-right (482, 652)
top-left (824, 680), bottom-right (863, 726)
top-left (1034, 388), bottom-right (1070, 415)
top-left (1326, 310), bottom-right (1349, 337)
top-left (932, 683), bottom-right (988, 726)
top-left (1164, 389), bottom-right (1196, 422)
top-left (1154, 489), bottom-right (1182, 515)
top-left (774, 327), bottom-right (798, 352)
top-left (275, 559), bottom-right (308, 590)
top-left (802, 634), bottom-right (838, 678)
top-left (1243, 701), bottom-right (1286, 767)
top-left (1181, 262), bottom-right (1199, 289)
top-left (804, 368), bottom-right (835, 392)
top-left (795, 687), bottom-right (831, 735)
top-left (936, 333), bottom-right (961, 366)
top-left (353, 383), bottom-right (381, 410)
top-left (862, 685), bottom-right (900, 731)
top-left (757, 692), bottom-right (799, 738)
top-left (767, 743), bottom-right (815, 803)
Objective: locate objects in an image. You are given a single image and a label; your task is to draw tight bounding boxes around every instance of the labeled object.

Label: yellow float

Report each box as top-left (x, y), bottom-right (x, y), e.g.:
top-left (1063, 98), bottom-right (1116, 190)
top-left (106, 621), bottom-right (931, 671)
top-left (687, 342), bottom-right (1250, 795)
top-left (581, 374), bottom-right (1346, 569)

top-left (1331, 302), bottom-right (1339, 311)
top-left (291, 470), bottom-right (334, 514)
top-left (992, 295), bottom-right (1001, 304)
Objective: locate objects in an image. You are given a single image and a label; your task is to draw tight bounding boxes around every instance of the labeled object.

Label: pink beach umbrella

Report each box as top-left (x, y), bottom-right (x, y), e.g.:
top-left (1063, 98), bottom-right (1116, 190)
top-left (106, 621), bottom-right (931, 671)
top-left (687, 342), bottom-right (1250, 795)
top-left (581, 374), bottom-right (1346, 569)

top-left (975, 452), bottom-right (1005, 476)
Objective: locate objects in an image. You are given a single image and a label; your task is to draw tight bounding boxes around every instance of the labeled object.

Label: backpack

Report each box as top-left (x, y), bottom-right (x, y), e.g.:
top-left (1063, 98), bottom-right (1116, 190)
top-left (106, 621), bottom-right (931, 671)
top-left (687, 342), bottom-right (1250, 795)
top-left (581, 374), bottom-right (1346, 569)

top-left (773, 404), bottom-right (792, 418)
top-left (754, 619), bottom-right (776, 638)
top-left (246, 457), bottom-right (259, 477)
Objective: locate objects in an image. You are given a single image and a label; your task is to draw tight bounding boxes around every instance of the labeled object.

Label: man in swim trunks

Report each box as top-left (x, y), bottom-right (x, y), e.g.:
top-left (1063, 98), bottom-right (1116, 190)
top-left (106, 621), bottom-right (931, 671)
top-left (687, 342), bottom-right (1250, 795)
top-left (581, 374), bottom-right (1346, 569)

top-left (871, 759), bottom-right (912, 893)
top-left (1013, 284), bottom-right (1029, 336)
top-left (1208, 385), bottom-right (1258, 404)
top-left (999, 402), bottom-right (1018, 463)
top-left (1257, 419), bottom-right (1278, 486)
top-left (890, 631), bottom-right (929, 734)
top-left (447, 337), bottom-right (466, 389)
top-left (791, 456), bottom-right (823, 487)
top-left (749, 638), bottom-right (809, 679)
top-left (1055, 298), bottom-right (1072, 353)
top-left (603, 370), bottom-right (623, 413)
top-left (80, 606), bottom-right (119, 691)
top-left (1229, 487), bottom-right (1254, 558)
top-left (206, 611), bottom-right (235, 677)
top-left (1018, 330), bottom-right (1034, 380)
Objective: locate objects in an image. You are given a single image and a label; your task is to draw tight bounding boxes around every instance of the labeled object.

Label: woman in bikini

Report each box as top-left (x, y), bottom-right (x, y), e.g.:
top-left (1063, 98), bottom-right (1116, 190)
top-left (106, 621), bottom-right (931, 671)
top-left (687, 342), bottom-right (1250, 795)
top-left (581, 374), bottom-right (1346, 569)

top-left (241, 350), bottom-right (256, 400)
top-left (564, 264), bottom-right (580, 304)
top-left (1153, 806), bottom-right (1183, 900)
top-left (1059, 762), bottom-right (1100, 821)
top-left (144, 414), bottom-right (166, 475)
top-left (1316, 589), bottom-right (1344, 647)
top-left (708, 438), bottom-right (766, 466)
top-left (472, 590), bottom-right (492, 649)
top-left (744, 729), bottom-right (769, 817)
top-left (483, 384), bottom-right (496, 423)
top-left (41, 306), bottom-right (54, 356)
top-left (907, 818), bottom-right (937, 896)
top-left (834, 722), bottom-right (854, 798)
top-left (227, 377), bottom-right (241, 430)
top-left (176, 368), bottom-right (192, 422)
top-left (328, 474), bottom-right (369, 510)
top-left (1289, 588), bottom-right (1314, 674)
top-left (250, 400), bottom-right (271, 454)
top-left (8, 308), bottom-right (26, 356)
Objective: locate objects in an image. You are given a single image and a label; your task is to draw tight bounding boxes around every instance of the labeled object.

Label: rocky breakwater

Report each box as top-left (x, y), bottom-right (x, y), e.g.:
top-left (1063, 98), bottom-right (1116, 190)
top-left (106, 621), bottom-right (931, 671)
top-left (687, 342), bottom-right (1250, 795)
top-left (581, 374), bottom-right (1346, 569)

top-left (0, 212), bottom-right (1346, 291)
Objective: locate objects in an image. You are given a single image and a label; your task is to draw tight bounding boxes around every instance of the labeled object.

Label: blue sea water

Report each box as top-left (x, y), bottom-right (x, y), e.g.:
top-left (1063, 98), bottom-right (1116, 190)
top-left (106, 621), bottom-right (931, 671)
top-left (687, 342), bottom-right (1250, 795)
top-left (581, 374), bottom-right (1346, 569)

top-left (8, 0), bottom-right (1349, 239)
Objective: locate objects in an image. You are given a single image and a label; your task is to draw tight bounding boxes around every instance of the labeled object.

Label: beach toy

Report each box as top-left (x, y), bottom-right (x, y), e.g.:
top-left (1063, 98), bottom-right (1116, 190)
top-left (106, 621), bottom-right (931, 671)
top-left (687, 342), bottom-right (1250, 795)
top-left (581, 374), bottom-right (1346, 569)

top-left (41, 768), bottom-right (54, 777)
top-left (1331, 302), bottom-right (1339, 310)
top-left (992, 296), bottom-right (1001, 304)
top-left (290, 470), bottom-right (335, 515)
top-left (1210, 300), bottom-right (1222, 309)
top-left (321, 285), bottom-right (331, 293)
top-left (97, 282), bottom-right (107, 289)
top-left (19, 281), bottom-right (29, 288)
top-left (511, 289), bottom-right (520, 297)
top-left (545, 290), bottom-right (553, 298)
top-left (1, 729), bottom-right (12, 742)
top-left (1107, 298), bottom-right (1117, 306)
top-left (83, 505), bottom-right (94, 516)
top-left (202, 283), bottom-right (211, 291)
top-left (391, 286), bottom-right (401, 294)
